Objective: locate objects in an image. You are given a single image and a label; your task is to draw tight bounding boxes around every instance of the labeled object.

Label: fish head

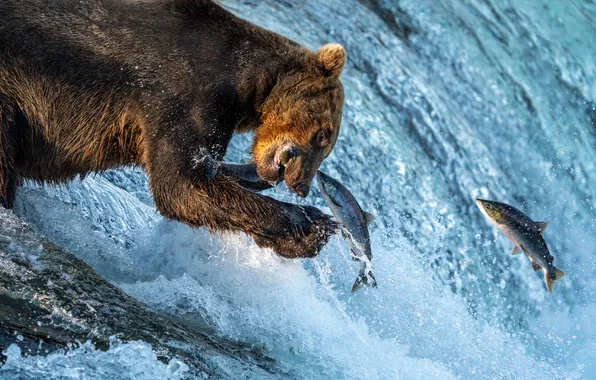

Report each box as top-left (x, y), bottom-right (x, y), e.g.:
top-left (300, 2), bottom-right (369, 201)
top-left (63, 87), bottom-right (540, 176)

top-left (316, 170), bottom-right (340, 200)
top-left (476, 199), bottom-right (508, 224)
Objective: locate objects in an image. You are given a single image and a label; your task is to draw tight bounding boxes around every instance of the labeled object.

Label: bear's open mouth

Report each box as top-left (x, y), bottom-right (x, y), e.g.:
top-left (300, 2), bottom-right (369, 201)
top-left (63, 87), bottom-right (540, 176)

top-left (254, 144), bottom-right (306, 192)
top-left (274, 144), bottom-right (298, 176)
top-left (277, 164), bottom-right (285, 180)
top-left (271, 145), bottom-right (314, 198)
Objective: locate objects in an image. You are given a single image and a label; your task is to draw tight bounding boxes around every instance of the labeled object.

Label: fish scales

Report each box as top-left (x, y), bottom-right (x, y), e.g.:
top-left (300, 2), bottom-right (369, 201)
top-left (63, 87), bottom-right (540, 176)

top-left (317, 170), bottom-right (377, 292)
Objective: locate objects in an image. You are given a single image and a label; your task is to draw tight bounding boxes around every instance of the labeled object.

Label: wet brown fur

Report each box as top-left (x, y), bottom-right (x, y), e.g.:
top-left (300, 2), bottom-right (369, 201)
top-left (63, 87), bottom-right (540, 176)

top-left (252, 46), bottom-right (345, 195)
top-left (0, 0), bottom-right (346, 258)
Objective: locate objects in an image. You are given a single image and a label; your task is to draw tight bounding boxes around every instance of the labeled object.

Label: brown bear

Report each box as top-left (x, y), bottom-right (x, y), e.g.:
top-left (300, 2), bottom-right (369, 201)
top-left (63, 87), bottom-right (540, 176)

top-left (0, 0), bottom-right (346, 258)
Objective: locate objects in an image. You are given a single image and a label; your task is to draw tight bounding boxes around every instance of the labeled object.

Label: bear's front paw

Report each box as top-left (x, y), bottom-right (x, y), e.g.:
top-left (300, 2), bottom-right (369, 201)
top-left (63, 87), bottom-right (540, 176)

top-left (255, 204), bottom-right (338, 258)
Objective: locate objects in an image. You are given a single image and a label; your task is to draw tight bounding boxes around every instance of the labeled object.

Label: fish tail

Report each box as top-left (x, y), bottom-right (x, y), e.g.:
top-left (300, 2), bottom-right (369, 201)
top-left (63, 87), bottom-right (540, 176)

top-left (351, 271), bottom-right (378, 293)
top-left (204, 157), bottom-right (218, 179)
top-left (544, 267), bottom-right (565, 293)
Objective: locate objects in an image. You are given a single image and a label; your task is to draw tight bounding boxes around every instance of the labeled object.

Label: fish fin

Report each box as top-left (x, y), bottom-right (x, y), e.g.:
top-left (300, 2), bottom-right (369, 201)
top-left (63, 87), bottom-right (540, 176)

top-left (364, 211), bottom-right (376, 225)
top-left (345, 233), bottom-right (360, 262)
top-left (544, 267), bottom-right (565, 293)
top-left (198, 155), bottom-right (218, 179)
top-left (511, 245), bottom-right (522, 255)
top-left (340, 227), bottom-right (348, 240)
top-left (544, 271), bottom-right (555, 293)
top-left (206, 164), bottom-right (218, 179)
top-left (351, 280), bottom-right (364, 293)
top-left (368, 272), bottom-right (378, 288)
top-left (535, 222), bottom-right (548, 233)
top-left (351, 272), bottom-right (378, 292)
top-left (530, 259), bottom-right (542, 272)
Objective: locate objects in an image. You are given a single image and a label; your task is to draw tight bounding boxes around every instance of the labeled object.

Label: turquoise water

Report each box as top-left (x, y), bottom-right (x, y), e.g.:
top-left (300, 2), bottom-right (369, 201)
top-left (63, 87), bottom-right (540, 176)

top-left (3, 0), bottom-right (595, 378)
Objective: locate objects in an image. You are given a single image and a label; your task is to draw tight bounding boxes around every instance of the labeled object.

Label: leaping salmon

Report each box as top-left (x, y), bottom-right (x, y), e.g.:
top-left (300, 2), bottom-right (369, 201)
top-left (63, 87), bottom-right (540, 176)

top-left (476, 199), bottom-right (565, 293)
top-left (317, 170), bottom-right (377, 292)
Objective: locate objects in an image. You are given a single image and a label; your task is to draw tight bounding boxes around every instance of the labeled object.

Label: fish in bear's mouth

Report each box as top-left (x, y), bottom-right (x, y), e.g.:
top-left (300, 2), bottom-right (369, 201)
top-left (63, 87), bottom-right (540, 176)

top-left (197, 143), bottom-right (312, 198)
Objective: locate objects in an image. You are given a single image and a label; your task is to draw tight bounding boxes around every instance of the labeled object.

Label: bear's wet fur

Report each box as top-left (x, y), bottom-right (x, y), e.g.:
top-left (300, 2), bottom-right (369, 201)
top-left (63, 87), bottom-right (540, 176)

top-left (0, 0), bottom-right (346, 258)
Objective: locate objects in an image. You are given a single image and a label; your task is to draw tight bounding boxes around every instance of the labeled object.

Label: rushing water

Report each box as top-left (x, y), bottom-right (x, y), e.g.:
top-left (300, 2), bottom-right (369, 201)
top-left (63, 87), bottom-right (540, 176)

top-left (3, 0), bottom-right (595, 378)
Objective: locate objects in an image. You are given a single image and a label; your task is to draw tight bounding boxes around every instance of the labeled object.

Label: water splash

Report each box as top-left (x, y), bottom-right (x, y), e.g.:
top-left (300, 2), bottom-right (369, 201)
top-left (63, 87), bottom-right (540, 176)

top-left (1, 340), bottom-right (188, 380)
top-left (4, 0), bottom-right (595, 378)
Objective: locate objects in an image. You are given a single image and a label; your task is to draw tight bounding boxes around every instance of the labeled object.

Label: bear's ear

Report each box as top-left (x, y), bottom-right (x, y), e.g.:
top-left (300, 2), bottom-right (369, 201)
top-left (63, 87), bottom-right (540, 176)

top-left (317, 43), bottom-right (346, 78)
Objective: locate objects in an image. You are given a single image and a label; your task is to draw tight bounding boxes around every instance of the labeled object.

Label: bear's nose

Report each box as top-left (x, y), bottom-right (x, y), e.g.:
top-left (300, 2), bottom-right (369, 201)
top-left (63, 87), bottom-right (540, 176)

top-left (295, 183), bottom-right (310, 198)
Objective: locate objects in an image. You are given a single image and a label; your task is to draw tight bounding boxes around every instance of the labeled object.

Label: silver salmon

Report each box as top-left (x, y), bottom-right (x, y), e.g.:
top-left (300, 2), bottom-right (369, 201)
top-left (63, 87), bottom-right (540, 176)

top-left (198, 154), bottom-right (280, 192)
top-left (476, 199), bottom-right (565, 293)
top-left (316, 170), bottom-right (377, 292)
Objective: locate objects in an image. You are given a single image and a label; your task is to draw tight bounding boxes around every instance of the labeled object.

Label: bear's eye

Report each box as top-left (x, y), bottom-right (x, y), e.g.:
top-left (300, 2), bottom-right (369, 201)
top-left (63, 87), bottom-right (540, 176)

top-left (317, 128), bottom-right (331, 146)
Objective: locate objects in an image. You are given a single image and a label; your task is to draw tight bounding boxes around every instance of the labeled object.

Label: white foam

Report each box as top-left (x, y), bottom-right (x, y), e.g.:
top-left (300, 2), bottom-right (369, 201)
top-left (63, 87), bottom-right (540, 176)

top-left (1, 340), bottom-right (188, 380)
top-left (118, 228), bottom-right (564, 379)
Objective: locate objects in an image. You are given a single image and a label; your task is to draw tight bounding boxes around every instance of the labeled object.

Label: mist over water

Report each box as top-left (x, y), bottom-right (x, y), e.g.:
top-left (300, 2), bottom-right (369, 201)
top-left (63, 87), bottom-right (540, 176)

top-left (4, 0), bottom-right (595, 378)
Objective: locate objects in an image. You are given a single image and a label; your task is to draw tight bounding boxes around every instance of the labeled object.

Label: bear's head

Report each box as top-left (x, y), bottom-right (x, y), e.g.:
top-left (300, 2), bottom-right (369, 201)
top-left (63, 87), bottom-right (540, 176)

top-left (252, 43), bottom-right (346, 198)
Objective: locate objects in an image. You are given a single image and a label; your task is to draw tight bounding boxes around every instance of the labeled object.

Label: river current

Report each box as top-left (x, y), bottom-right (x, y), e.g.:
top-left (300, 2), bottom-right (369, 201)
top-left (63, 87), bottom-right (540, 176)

top-left (2, 0), bottom-right (594, 378)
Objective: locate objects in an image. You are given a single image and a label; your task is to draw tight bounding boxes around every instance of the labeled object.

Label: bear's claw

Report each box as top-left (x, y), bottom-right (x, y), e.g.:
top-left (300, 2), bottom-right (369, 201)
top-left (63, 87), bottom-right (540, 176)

top-left (254, 204), bottom-right (338, 258)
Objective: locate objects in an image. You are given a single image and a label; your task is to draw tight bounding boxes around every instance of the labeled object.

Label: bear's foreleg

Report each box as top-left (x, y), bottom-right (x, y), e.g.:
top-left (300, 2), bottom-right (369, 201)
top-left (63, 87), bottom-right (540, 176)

top-left (0, 172), bottom-right (17, 209)
top-left (0, 96), bottom-right (17, 209)
top-left (147, 142), bottom-right (337, 258)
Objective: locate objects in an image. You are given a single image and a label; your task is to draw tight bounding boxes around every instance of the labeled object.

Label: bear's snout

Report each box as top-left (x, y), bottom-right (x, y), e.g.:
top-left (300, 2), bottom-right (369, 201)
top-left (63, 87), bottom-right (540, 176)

top-left (283, 154), bottom-right (318, 199)
top-left (293, 183), bottom-right (311, 198)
